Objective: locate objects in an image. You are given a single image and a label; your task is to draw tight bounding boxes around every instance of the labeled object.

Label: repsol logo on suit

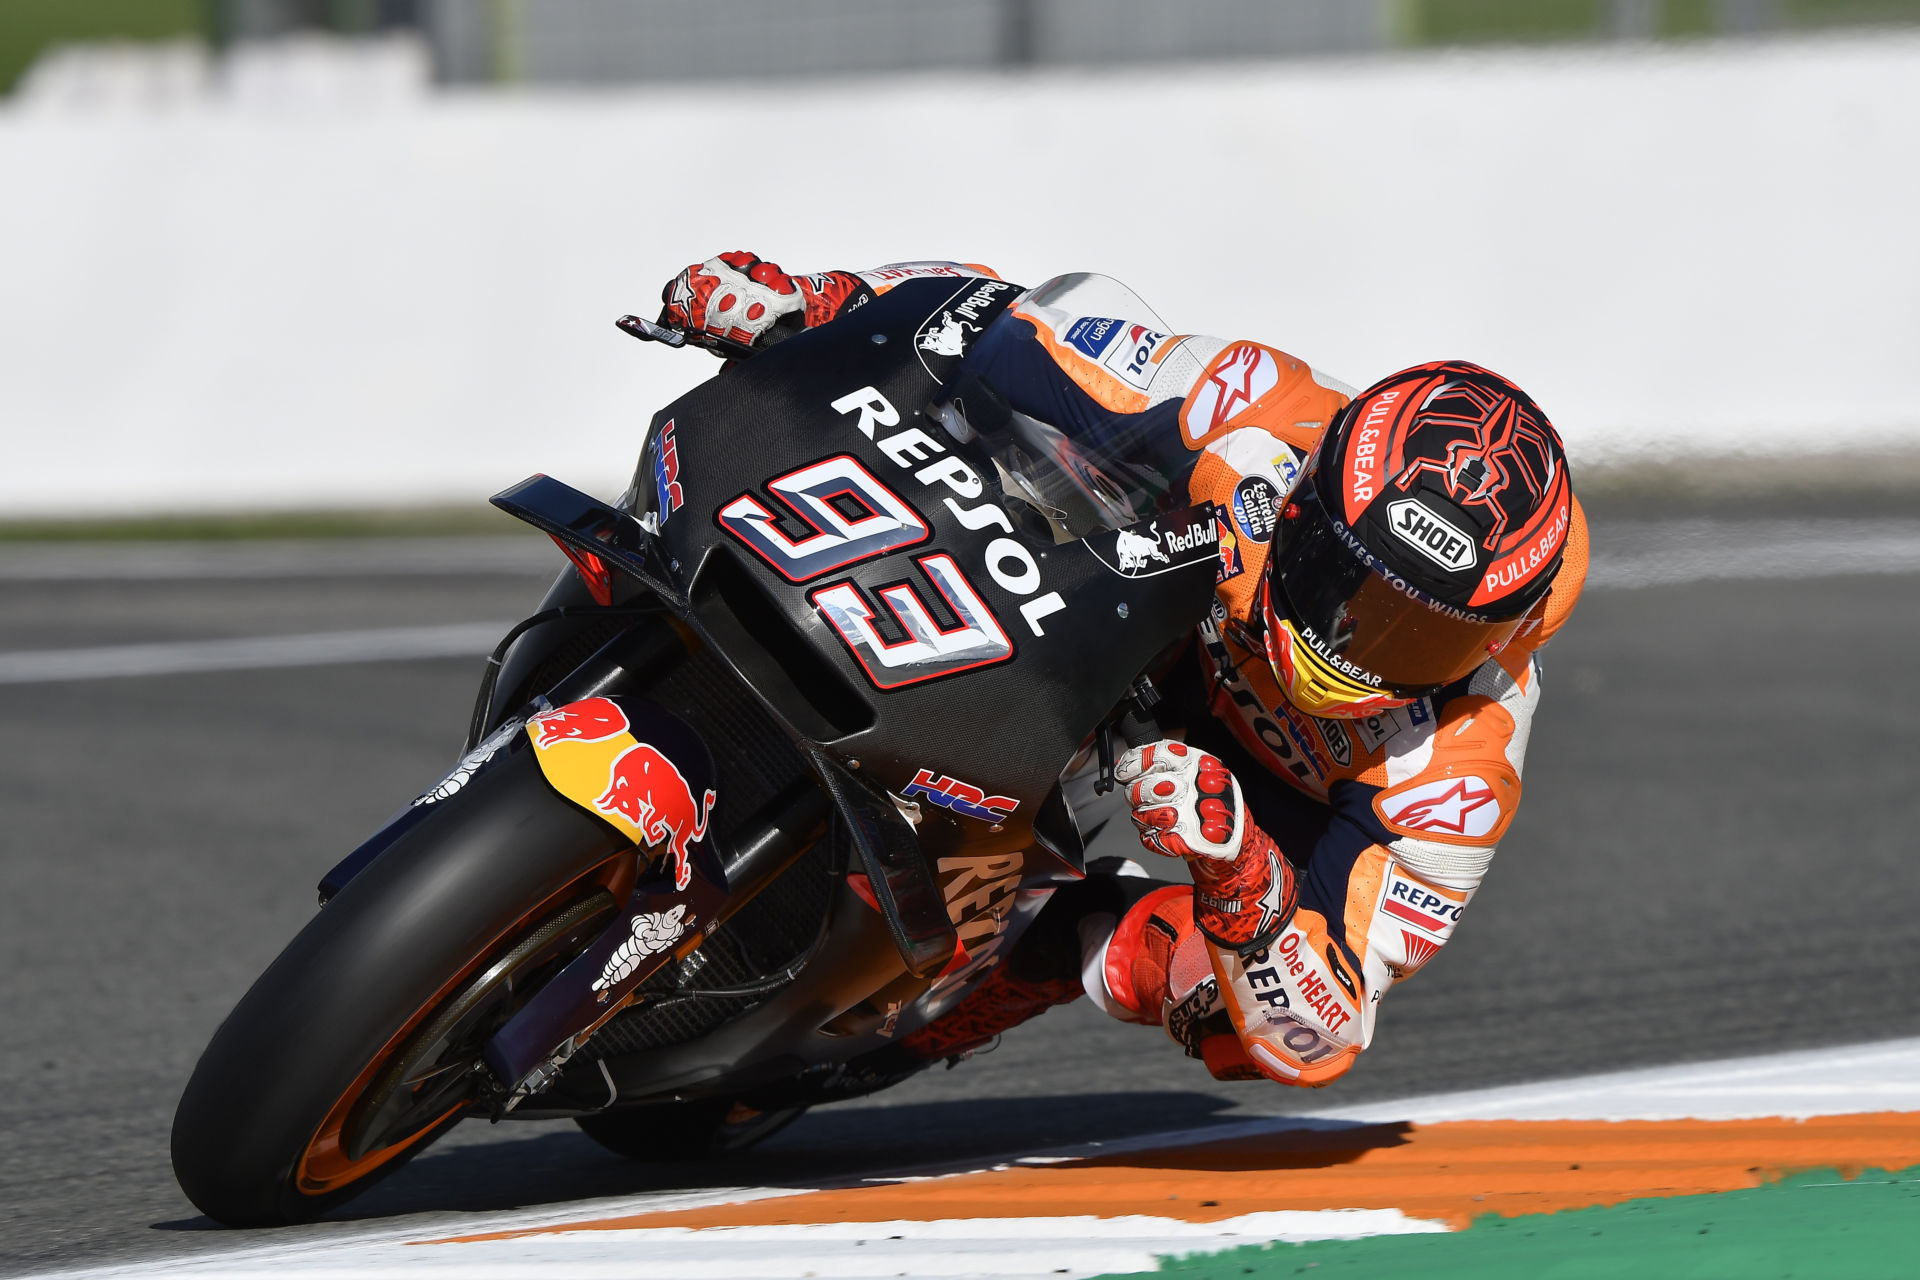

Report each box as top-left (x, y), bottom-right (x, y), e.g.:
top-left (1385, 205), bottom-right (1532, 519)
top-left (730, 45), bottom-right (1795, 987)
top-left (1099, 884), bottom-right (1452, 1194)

top-left (1386, 499), bottom-right (1476, 571)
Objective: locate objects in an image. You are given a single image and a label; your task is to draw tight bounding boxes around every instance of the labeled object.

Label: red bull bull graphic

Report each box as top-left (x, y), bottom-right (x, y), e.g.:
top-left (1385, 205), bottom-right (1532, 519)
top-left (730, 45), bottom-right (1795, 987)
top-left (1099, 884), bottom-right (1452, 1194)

top-left (529, 697), bottom-right (630, 749)
top-left (526, 696), bottom-right (721, 892)
top-left (594, 744), bottom-right (716, 891)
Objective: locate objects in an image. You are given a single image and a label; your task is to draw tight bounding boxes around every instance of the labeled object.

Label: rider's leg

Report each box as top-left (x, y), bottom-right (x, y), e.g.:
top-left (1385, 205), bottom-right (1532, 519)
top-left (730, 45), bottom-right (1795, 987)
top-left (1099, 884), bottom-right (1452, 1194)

top-left (893, 859), bottom-right (1158, 1062)
top-left (1080, 881), bottom-right (1269, 1080)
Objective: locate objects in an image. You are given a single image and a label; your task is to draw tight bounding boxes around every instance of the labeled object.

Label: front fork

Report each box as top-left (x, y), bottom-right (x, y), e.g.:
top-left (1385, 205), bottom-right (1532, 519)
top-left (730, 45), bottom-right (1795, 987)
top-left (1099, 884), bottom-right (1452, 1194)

top-left (481, 745), bottom-right (827, 1109)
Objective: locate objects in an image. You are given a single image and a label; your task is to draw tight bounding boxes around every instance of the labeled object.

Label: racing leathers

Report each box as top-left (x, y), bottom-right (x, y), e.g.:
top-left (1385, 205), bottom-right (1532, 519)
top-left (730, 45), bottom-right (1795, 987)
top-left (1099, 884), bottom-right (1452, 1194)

top-left (662, 255), bottom-right (1589, 1088)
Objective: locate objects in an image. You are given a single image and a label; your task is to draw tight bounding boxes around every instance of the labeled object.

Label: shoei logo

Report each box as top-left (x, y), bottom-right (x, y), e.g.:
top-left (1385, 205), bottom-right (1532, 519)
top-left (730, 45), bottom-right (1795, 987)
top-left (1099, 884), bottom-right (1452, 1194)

top-left (1386, 499), bottom-right (1477, 572)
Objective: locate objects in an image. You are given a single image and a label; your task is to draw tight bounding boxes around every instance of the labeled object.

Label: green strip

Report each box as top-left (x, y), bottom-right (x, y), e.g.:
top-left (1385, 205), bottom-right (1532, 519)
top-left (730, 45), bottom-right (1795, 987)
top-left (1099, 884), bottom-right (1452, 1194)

top-left (0, 0), bottom-right (203, 94)
top-left (1099, 1166), bottom-right (1920, 1280)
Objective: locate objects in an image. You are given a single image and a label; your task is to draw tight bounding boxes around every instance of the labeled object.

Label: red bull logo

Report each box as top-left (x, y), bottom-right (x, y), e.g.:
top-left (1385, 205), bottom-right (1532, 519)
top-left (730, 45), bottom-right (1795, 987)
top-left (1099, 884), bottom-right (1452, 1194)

top-left (1216, 510), bottom-right (1244, 582)
top-left (531, 697), bottom-right (630, 749)
top-left (594, 743), bottom-right (716, 891)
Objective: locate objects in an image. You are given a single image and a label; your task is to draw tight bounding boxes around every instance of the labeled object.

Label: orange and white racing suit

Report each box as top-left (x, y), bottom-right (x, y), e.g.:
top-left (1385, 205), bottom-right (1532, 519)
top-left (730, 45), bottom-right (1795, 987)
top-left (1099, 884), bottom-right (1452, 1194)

top-left (851, 262), bottom-right (1589, 1087)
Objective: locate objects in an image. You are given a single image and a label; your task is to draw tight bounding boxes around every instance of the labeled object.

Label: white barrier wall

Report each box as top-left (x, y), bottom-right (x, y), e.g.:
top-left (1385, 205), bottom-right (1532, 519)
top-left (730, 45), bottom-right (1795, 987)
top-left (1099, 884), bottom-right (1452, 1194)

top-left (2, 33), bottom-right (1916, 515)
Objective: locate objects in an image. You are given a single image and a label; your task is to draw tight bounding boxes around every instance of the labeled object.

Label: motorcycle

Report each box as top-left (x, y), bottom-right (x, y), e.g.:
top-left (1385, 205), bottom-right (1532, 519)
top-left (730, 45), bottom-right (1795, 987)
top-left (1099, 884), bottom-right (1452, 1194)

top-left (170, 273), bottom-right (1225, 1226)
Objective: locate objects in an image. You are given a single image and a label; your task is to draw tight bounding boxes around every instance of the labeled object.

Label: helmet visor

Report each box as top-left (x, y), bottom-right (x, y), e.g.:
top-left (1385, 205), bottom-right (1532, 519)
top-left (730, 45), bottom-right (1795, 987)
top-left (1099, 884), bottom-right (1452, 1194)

top-left (1270, 480), bottom-right (1529, 693)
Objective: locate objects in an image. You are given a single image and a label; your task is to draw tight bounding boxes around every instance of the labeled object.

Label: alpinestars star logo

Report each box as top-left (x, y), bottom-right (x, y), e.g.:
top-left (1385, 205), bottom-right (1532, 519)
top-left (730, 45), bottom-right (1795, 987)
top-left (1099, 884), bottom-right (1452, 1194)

top-left (1252, 851), bottom-right (1289, 939)
top-left (1186, 344), bottom-right (1280, 440)
top-left (1394, 379), bottom-right (1558, 544)
top-left (668, 269), bottom-right (699, 317)
top-left (1383, 775), bottom-right (1500, 837)
top-left (1203, 348), bottom-right (1264, 425)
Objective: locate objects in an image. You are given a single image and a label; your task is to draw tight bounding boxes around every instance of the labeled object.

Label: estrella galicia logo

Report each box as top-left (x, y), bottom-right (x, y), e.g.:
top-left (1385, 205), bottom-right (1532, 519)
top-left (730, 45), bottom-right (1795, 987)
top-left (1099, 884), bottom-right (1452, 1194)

top-left (1231, 475), bottom-right (1282, 545)
top-left (1065, 316), bottom-right (1123, 359)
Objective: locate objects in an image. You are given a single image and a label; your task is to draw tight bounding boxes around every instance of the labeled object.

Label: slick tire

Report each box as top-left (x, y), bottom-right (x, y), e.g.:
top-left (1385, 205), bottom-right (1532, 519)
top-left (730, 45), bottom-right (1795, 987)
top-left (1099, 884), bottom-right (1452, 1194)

top-left (574, 1100), bottom-right (808, 1162)
top-left (170, 741), bottom-right (629, 1227)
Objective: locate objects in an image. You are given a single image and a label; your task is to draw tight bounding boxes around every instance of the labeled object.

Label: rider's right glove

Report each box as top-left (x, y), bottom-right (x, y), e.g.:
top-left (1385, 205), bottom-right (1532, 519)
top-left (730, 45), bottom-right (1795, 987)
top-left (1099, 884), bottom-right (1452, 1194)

top-left (1116, 740), bottom-right (1297, 954)
top-left (659, 251), bottom-right (868, 354)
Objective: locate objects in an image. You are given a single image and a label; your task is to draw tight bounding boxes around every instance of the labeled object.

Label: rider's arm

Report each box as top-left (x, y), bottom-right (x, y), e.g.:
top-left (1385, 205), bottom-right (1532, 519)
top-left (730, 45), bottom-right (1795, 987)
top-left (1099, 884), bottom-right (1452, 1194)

top-left (658, 254), bottom-right (1002, 354)
top-left (959, 287), bottom-right (1354, 557)
top-left (656, 255), bottom-right (1354, 494)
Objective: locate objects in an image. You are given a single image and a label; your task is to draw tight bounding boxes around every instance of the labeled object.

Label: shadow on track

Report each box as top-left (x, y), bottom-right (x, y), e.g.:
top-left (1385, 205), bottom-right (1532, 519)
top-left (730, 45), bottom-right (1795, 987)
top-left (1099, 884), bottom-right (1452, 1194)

top-left (150, 1090), bottom-right (1258, 1232)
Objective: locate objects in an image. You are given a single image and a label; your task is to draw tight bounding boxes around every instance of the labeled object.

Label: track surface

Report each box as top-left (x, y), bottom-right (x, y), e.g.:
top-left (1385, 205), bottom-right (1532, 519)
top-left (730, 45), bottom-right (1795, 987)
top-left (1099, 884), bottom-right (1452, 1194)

top-left (4, 512), bottom-right (1919, 1276)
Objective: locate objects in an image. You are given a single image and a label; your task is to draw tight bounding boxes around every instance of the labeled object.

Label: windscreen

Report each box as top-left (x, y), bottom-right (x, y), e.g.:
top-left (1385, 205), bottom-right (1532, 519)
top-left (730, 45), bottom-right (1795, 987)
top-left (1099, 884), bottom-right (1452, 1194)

top-left (931, 309), bottom-right (1191, 545)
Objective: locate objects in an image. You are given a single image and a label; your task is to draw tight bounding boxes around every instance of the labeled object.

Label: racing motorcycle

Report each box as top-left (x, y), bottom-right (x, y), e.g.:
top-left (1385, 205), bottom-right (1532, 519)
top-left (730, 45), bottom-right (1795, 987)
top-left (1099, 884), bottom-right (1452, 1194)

top-left (171, 273), bottom-right (1226, 1226)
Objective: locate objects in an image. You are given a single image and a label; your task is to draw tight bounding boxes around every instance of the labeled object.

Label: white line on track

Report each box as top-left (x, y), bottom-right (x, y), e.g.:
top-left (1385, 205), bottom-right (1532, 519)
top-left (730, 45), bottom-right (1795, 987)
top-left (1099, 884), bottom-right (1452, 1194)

top-left (49, 1213), bottom-right (1447, 1280)
top-left (1316, 1034), bottom-right (1920, 1125)
top-left (0, 538), bottom-right (556, 581)
top-left (35, 1036), bottom-right (1920, 1280)
top-left (1584, 516), bottom-right (1920, 588)
top-left (0, 623), bottom-right (515, 685)
top-left (3, 518), bottom-right (1916, 686)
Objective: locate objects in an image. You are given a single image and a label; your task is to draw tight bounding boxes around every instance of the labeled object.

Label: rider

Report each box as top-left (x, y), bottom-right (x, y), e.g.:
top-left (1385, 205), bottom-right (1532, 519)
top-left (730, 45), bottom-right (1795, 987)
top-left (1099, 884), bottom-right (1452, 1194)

top-left (659, 252), bottom-right (1586, 1087)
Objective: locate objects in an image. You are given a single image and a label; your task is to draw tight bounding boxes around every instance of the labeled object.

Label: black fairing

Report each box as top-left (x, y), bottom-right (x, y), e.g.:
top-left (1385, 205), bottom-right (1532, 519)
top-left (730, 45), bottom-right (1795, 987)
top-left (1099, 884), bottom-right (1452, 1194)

top-left (626, 278), bottom-right (1216, 858)
top-left (479, 277), bottom-right (1220, 1106)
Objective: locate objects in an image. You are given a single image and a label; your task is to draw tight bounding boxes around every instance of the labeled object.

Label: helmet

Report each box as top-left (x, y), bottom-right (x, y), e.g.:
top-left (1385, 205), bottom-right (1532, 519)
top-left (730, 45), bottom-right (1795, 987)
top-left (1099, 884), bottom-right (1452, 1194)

top-left (1260, 361), bottom-right (1572, 718)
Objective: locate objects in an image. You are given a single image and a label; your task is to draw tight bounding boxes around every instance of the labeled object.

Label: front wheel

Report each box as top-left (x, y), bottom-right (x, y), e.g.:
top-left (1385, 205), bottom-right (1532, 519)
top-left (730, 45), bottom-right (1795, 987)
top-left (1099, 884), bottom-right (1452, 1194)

top-left (171, 745), bottom-right (629, 1226)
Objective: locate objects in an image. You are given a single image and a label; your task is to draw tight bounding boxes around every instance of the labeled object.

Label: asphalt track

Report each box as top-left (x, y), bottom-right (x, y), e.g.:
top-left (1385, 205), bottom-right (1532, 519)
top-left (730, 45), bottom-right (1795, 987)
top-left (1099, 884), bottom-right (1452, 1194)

top-left (3, 504), bottom-right (1919, 1277)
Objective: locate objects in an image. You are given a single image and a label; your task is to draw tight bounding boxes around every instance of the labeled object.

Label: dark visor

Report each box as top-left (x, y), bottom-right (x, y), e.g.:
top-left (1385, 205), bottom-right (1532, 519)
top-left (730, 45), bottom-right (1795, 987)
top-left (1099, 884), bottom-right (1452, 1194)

top-left (1270, 479), bottom-right (1529, 693)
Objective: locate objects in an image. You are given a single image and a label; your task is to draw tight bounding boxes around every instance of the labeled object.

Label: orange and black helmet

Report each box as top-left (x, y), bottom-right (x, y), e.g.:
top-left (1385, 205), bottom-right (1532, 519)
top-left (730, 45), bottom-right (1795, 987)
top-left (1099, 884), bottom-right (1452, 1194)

top-left (1260, 361), bottom-right (1572, 718)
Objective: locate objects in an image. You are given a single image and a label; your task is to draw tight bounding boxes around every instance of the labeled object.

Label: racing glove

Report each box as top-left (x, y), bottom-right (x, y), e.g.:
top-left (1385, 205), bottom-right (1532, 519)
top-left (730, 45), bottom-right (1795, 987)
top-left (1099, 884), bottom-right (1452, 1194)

top-left (659, 251), bottom-right (868, 354)
top-left (1116, 740), bottom-right (1297, 953)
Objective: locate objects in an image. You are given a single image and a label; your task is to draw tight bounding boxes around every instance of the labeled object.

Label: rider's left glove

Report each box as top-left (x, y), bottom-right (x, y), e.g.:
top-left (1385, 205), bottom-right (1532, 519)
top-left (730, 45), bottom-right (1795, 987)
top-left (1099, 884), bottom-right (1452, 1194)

top-left (1117, 740), bottom-right (1297, 954)
top-left (659, 251), bottom-right (865, 354)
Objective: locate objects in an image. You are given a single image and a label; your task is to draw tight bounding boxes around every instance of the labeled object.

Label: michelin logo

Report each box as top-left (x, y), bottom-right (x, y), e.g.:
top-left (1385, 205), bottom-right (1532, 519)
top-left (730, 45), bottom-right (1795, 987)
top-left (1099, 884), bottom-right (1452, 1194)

top-left (592, 904), bottom-right (691, 996)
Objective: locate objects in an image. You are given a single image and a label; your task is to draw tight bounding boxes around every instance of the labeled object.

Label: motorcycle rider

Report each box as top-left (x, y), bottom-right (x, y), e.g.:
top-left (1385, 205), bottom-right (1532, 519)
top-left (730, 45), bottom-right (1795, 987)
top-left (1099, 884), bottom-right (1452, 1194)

top-left (659, 252), bottom-right (1586, 1087)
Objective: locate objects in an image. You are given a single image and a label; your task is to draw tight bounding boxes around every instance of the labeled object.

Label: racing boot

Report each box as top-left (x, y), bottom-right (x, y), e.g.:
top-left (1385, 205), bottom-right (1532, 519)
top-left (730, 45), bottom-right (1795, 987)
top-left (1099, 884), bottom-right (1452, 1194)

top-left (1085, 884), bottom-right (1265, 1080)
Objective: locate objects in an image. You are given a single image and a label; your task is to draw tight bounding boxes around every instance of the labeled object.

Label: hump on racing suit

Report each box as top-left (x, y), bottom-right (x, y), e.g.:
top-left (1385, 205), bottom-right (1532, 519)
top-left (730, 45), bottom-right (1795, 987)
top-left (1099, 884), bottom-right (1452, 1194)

top-left (844, 260), bottom-right (1591, 1086)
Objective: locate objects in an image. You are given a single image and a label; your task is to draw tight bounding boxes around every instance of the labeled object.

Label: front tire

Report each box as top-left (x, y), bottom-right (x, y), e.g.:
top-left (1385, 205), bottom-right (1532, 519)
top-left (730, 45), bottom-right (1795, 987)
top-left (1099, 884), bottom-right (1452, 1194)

top-left (171, 744), bottom-right (629, 1226)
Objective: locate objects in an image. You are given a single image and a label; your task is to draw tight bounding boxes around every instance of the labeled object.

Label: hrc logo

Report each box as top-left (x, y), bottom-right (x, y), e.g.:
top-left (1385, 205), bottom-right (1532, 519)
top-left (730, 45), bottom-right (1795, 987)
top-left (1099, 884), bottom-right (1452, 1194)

top-left (902, 768), bottom-right (1018, 824)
